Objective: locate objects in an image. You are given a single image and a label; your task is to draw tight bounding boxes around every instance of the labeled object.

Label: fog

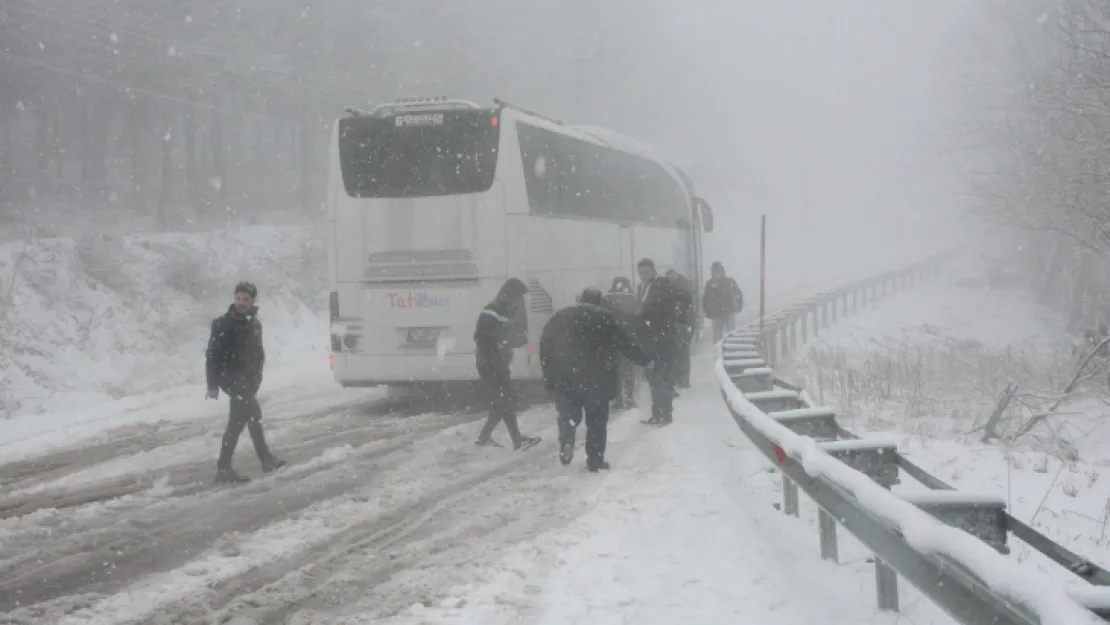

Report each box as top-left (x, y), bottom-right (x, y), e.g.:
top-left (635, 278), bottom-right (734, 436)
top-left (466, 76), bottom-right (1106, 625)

top-left (0, 0), bottom-right (991, 415)
top-left (1, 0), bottom-right (973, 255)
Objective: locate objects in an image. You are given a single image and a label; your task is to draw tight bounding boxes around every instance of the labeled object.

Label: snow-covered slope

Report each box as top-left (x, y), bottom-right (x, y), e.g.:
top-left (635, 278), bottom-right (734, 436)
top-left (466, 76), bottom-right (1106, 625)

top-left (0, 225), bottom-right (328, 418)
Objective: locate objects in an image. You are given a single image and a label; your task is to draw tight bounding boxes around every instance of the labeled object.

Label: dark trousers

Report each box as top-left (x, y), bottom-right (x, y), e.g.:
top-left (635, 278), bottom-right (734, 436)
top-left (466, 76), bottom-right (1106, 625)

top-left (711, 316), bottom-right (735, 343)
top-left (555, 393), bottom-right (611, 465)
top-left (217, 390), bottom-right (274, 470)
top-left (674, 339), bottom-right (691, 387)
top-left (614, 355), bottom-right (636, 407)
top-left (477, 367), bottom-right (522, 446)
top-left (646, 342), bottom-right (676, 422)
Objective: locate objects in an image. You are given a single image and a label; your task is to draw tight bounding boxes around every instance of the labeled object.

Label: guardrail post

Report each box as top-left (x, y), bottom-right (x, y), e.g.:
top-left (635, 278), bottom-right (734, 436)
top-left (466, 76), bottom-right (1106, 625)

top-left (876, 557), bottom-right (899, 611)
top-left (876, 478), bottom-right (900, 612)
top-left (783, 475), bottom-right (799, 517)
top-left (818, 508), bottom-right (838, 562)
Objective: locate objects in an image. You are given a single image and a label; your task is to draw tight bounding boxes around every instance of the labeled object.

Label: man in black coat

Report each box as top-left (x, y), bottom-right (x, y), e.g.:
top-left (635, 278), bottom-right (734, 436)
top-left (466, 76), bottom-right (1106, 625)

top-left (602, 277), bottom-right (642, 410)
top-left (636, 258), bottom-right (681, 426)
top-left (666, 269), bottom-right (695, 389)
top-left (473, 278), bottom-right (542, 450)
top-left (205, 281), bottom-right (286, 483)
top-left (703, 261), bottom-right (744, 342)
top-left (540, 287), bottom-right (652, 471)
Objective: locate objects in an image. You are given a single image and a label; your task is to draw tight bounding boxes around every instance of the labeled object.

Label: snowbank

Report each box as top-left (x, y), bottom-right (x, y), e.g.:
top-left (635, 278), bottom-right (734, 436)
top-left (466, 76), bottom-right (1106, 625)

top-left (0, 225), bottom-right (329, 418)
top-left (798, 258), bottom-right (1072, 358)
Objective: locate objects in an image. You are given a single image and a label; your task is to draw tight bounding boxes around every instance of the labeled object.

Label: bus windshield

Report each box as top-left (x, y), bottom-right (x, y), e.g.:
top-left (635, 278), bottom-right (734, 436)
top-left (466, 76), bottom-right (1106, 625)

top-left (338, 110), bottom-right (500, 198)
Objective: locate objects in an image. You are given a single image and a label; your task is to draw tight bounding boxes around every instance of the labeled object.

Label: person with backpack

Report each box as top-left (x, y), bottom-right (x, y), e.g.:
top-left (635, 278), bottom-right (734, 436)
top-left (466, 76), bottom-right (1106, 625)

top-left (703, 261), bottom-right (744, 343)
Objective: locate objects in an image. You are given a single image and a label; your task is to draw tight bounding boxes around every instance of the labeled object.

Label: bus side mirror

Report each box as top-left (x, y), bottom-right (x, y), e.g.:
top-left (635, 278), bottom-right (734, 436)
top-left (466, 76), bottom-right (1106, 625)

top-left (695, 197), bottom-right (714, 233)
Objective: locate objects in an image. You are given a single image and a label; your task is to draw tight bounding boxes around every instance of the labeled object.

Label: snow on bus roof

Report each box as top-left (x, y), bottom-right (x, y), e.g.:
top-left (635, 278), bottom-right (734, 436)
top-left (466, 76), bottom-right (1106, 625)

top-left (570, 124), bottom-right (692, 192)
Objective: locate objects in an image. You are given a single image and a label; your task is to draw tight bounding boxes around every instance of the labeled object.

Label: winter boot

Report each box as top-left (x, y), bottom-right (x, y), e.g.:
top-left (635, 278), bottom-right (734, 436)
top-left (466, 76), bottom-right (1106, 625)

top-left (560, 442), bottom-right (575, 465)
top-left (215, 467), bottom-right (250, 484)
top-left (587, 459), bottom-right (611, 473)
top-left (515, 436), bottom-right (542, 451)
top-left (262, 458), bottom-right (287, 473)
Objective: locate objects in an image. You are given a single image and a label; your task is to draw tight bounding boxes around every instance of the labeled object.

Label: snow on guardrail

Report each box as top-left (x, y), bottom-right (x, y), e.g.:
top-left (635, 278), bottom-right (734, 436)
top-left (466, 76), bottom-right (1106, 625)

top-left (717, 360), bottom-right (1105, 625)
top-left (714, 254), bottom-right (1110, 625)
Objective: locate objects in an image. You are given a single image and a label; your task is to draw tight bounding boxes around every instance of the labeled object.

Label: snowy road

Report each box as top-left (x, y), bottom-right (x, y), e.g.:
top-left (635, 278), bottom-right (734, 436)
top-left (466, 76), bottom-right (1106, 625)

top-left (0, 277), bottom-right (924, 624)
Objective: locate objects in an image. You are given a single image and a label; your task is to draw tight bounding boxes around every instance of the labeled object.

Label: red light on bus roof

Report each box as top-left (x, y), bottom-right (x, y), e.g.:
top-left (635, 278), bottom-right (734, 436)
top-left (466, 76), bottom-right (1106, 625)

top-left (491, 117), bottom-right (499, 127)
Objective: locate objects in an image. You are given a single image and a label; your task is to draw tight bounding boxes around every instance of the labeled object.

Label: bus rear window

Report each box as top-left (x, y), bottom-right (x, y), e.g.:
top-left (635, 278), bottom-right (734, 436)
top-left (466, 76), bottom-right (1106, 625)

top-left (338, 111), bottom-right (500, 198)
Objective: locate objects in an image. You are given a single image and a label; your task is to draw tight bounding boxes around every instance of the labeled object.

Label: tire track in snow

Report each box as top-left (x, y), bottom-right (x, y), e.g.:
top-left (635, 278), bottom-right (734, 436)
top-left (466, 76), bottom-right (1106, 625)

top-left (0, 408), bottom-right (490, 615)
top-left (117, 409), bottom-right (663, 625)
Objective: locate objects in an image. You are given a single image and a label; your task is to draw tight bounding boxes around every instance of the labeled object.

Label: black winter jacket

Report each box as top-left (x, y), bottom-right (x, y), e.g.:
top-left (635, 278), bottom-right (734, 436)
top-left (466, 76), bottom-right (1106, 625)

top-left (539, 303), bottom-right (651, 400)
top-left (474, 298), bottom-right (516, 376)
top-left (703, 277), bottom-right (743, 318)
top-left (206, 305), bottom-right (266, 397)
top-left (637, 276), bottom-right (682, 346)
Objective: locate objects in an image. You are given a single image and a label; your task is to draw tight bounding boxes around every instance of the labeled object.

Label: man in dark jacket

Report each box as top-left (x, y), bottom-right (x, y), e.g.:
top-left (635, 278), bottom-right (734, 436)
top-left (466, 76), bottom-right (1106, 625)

top-left (602, 277), bottom-right (642, 410)
top-left (636, 258), bottom-right (681, 426)
top-left (703, 261), bottom-right (744, 343)
top-left (665, 270), bottom-right (695, 389)
top-left (473, 278), bottom-right (542, 450)
top-left (541, 287), bottom-right (652, 471)
top-left (205, 281), bottom-right (286, 483)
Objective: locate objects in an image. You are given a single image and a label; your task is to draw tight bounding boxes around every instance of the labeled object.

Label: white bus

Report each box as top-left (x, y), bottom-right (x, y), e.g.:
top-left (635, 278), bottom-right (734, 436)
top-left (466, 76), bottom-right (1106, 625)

top-left (326, 97), bottom-right (715, 393)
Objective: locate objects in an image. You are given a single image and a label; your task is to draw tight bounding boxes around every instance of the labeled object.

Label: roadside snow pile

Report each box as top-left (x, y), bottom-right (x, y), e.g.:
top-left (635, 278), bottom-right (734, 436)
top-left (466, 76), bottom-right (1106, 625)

top-left (0, 225), bottom-right (328, 417)
top-left (793, 258), bottom-right (1079, 449)
top-left (789, 259), bottom-right (1110, 590)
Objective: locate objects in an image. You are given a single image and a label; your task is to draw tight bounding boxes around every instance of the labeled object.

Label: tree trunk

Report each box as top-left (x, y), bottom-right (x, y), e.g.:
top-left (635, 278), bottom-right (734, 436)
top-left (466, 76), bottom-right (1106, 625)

top-left (157, 113), bottom-right (173, 230)
top-left (128, 101), bottom-right (149, 213)
top-left (51, 107), bottom-right (63, 181)
top-left (35, 109), bottom-right (50, 176)
top-left (183, 110), bottom-right (199, 210)
top-left (211, 108), bottom-right (227, 213)
top-left (299, 112), bottom-right (313, 210)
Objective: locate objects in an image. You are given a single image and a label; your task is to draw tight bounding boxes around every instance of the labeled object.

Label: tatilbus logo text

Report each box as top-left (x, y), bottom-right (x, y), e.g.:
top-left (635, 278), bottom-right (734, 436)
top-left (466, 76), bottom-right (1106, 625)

top-left (387, 292), bottom-right (450, 309)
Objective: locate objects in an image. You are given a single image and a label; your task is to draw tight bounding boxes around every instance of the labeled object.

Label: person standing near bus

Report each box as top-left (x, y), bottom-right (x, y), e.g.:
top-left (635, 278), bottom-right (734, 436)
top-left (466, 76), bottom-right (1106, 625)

top-left (473, 278), bottom-right (543, 450)
top-left (665, 269), bottom-right (695, 389)
top-left (703, 261), bottom-right (744, 342)
top-left (637, 259), bottom-right (680, 426)
top-left (602, 277), bottom-right (642, 410)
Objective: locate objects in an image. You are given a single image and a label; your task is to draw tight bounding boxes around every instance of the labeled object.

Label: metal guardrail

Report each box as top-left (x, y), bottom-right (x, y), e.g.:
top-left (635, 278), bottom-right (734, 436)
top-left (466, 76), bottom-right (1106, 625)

top-left (714, 254), bottom-right (1110, 625)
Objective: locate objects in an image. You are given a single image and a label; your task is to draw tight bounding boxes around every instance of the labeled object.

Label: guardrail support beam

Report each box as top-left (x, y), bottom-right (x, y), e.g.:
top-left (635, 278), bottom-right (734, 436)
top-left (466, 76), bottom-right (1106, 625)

top-left (819, 508), bottom-right (838, 562)
top-left (783, 475), bottom-right (799, 517)
top-left (875, 557), bottom-right (899, 611)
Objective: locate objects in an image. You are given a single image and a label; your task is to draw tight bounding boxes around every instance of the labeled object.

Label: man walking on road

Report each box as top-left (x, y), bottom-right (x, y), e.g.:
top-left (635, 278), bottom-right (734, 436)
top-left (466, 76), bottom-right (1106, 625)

top-left (540, 287), bottom-right (652, 471)
top-left (473, 278), bottom-right (543, 450)
top-left (637, 258), bottom-right (681, 426)
top-left (206, 281), bottom-right (286, 484)
top-left (703, 261), bottom-right (744, 343)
